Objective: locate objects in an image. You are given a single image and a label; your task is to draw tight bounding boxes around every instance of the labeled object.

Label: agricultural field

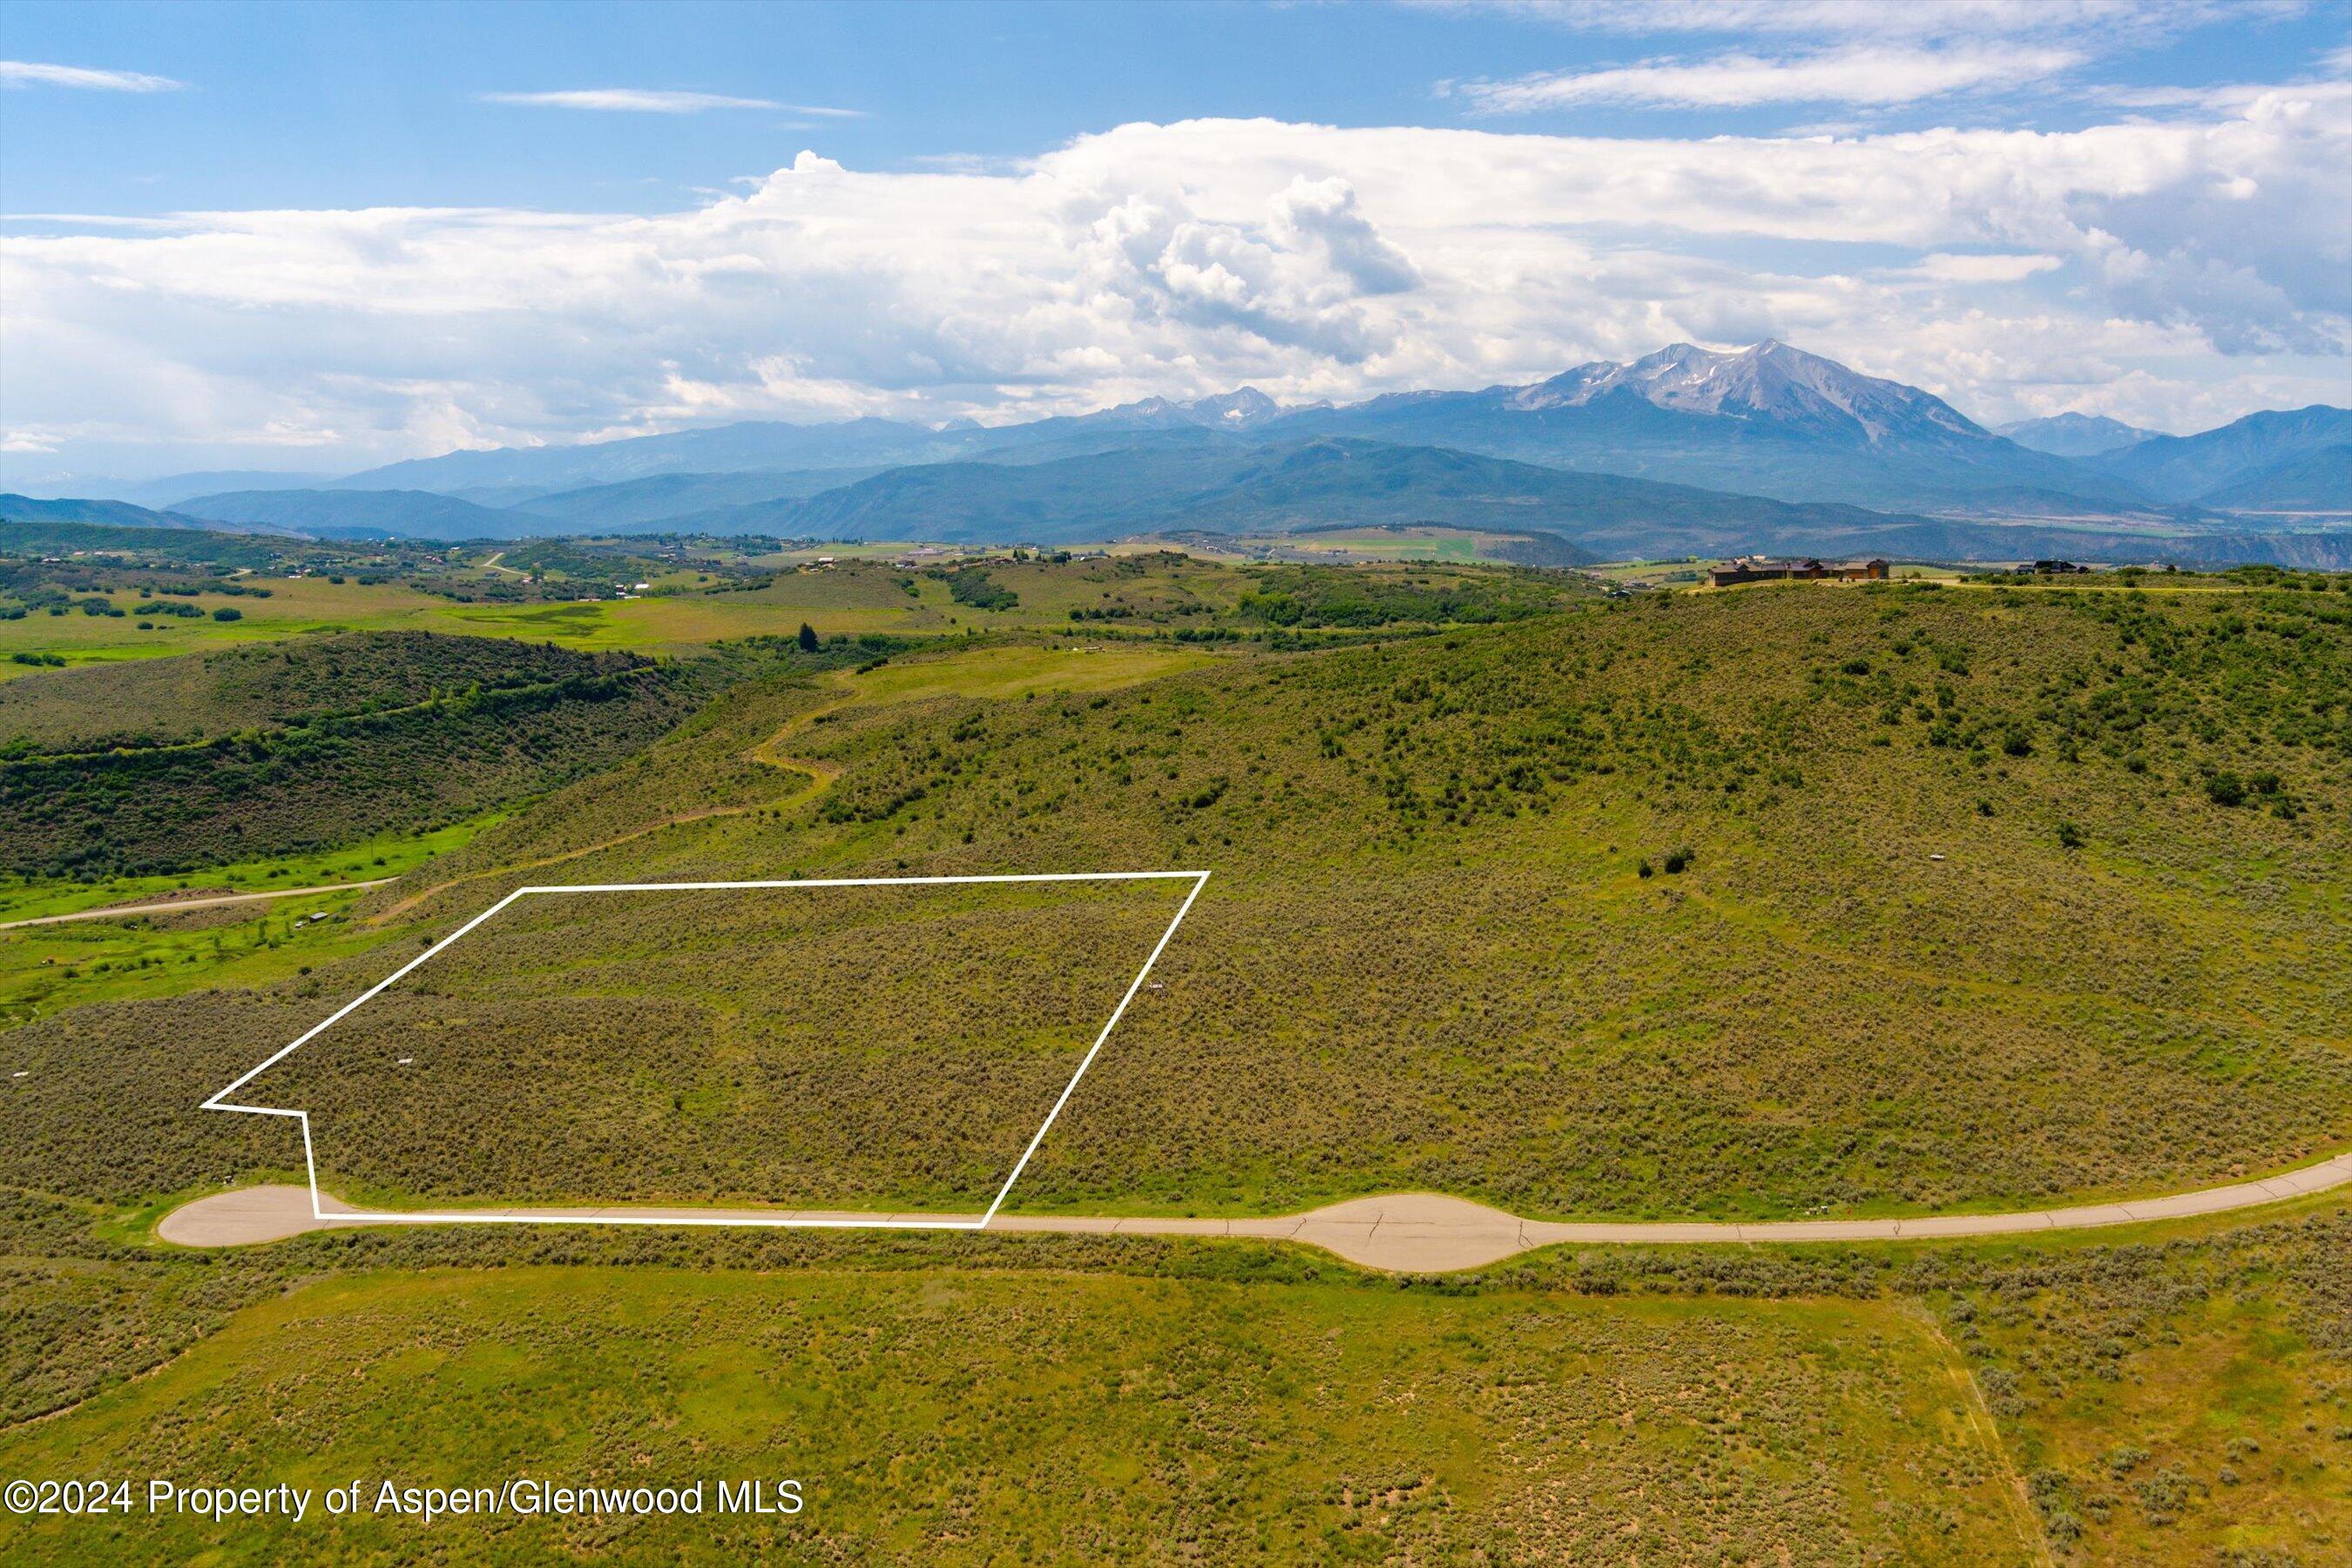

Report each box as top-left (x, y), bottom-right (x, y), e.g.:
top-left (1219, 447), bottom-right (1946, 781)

top-left (1179, 522), bottom-right (1595, 570)
top-left (3, 530), bottom-right (1590, 672)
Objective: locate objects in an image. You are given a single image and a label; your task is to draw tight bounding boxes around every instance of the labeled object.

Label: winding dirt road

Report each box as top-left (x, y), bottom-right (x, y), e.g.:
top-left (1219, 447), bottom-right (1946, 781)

top-left (157, 1151), bottom-right (2352, 1271)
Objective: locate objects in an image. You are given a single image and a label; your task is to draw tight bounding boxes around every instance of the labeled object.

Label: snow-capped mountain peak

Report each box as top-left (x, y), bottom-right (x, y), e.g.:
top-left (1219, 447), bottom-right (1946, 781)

top-left (1504, 341), bottom-right (1985, 447)
top-left (1189, 387), bottom-right (1283, 426)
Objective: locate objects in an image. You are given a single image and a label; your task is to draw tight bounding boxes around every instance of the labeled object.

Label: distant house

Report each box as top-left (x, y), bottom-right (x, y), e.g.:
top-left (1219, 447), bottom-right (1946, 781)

top-left (1708, 556), bottom-right (1889, 588)
top-left (2031, 559), bottom-right (2092, 574)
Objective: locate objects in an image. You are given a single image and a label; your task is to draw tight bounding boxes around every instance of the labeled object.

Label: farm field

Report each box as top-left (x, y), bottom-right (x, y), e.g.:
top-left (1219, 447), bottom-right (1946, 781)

top-left (1190, 524), bottom-right (1587, 565)
top-left (0, 549), bottom-right (1583, 675)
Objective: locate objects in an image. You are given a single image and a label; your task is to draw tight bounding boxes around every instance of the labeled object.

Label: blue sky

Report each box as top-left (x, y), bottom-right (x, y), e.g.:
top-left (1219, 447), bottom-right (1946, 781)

top-left (3, 0), bottom-right (2347, 483)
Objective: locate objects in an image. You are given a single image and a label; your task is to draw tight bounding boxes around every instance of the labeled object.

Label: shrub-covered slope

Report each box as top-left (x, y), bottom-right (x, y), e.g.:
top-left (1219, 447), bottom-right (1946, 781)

top-left (1, 630), bottom-right (622, 754)
top-left (0, 632), bottom-right (720, 876)
top-left (10, 580), bottom-right (2345, 1221)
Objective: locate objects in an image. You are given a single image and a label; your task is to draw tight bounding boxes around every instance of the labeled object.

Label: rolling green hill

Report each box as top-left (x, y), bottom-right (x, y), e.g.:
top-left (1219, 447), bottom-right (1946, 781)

top-left (0, 632), bottom-right (726, 877)
top-left (2, 563), bottom-right (2349, 1564)
top-left (12, 575), bottom-right (2347, 1221)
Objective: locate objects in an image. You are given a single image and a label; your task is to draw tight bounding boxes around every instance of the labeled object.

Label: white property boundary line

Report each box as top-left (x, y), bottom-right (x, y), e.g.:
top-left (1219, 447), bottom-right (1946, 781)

top-left (202, 869), bottom-right (1212, 1233)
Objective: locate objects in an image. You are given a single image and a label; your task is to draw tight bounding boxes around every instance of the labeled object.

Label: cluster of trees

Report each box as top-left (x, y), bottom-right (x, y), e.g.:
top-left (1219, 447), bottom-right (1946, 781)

top-left (939, 566), bottom-right (1019, 612)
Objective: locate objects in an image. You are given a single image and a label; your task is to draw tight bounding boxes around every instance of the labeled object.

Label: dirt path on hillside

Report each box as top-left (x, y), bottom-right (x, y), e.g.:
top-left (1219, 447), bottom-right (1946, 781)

top-left (0, 881), bottom-right (395, 931)
top-left (368, 690), bottom-right (849, 926)
top-left (157, 1149), bottom-right (2352, 1270)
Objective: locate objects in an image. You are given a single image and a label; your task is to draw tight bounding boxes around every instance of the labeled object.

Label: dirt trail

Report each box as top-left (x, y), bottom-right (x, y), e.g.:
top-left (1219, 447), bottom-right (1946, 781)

top-left (157, 1150), bottom-right (2352, 1271)
top-left (367, 646), bottom-right (1189, 925)
top-left (0, 881), bottom-right (395, 931)
top-left (368, 688), bottom-right (850, 925)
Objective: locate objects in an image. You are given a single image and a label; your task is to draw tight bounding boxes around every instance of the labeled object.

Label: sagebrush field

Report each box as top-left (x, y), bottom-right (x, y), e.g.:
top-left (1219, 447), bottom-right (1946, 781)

top-left (28, 574), bottom-right (2332, 1220)
top-left (1, 554), bottom-right (2347, 1564)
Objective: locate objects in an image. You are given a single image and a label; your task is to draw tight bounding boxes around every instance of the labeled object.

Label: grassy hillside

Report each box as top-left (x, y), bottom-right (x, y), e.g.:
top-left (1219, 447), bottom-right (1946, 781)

top-left (7, 578), bottom-right (2346, 1222)
top-left (0, 1182), bottom-right (2340, 1564)
top-left (0, 1260), bottom-right (2031, 1565)
top-left (0, 629), bottom-right (619, 754)
top-left (0, 632), bottom-right (723, 877)
top-left (1, 569), bottom-right (2349, 1562)
top-left (261, 877), bottom-right (1203, 1213)
top-left (350, 575), bottom-right (2347, 1220)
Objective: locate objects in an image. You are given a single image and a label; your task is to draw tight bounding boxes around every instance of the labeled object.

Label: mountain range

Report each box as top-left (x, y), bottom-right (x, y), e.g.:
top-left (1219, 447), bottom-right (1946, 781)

top-left (15, 341), bottom-right (2347, 560)
top-left (2081, 406), bottom-right (2351, 509)
top-left (297, 341), bottom-right (2159, 515)
top-left (0, 491), bottom-right (293, 535)
top-left (1994, 413), bottom-right (2159, 457)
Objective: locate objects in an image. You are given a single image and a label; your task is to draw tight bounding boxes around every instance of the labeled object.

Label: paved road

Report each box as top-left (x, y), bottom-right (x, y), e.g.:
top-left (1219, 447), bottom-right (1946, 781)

top-left (157, 1150), bottom-right (2352, 1270)
top-left (0, 881), bottom-right (395, 930)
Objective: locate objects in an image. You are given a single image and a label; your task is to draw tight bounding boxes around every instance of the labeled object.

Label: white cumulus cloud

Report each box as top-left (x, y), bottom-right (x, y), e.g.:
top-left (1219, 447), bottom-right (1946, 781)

top-left (2, 92), bottom-right (2343, 470)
